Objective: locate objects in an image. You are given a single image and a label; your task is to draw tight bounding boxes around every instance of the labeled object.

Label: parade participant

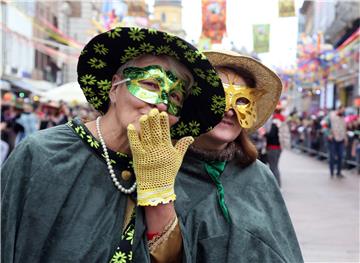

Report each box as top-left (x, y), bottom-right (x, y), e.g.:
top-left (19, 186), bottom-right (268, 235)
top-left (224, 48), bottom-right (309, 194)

top-left (1, 27), bottom-right (225, 263)
top-left (175, 50), bottom-right (303, 262)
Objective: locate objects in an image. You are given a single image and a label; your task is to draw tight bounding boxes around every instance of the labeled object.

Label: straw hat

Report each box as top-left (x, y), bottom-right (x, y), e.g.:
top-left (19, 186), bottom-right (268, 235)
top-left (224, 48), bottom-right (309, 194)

top-left (203, 50), bottom-right (282, 133)
top-left (77, 27), bottom-right (225, 139)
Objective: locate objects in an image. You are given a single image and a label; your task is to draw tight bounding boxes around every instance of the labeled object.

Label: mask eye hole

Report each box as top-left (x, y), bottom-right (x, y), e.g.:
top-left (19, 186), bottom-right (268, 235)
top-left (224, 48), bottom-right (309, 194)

top-left (236, 97), bottom-right (250, 106)
top-left (139, 80), bottom-right (160, 91)
top-left (169, 91), bottom-right (184, 105)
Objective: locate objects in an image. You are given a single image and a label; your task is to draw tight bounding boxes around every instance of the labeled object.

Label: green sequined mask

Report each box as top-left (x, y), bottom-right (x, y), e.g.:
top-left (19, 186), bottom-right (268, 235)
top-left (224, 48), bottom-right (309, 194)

top-left (122, 65), bottom-right (186, 117)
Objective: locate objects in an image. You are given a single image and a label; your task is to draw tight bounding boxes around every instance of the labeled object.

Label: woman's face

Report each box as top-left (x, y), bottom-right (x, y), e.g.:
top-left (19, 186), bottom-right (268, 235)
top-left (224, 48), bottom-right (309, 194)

top-left (108, 56), bottom-right (186, 131)
top-left (194, 68), bottom-right (243, 150)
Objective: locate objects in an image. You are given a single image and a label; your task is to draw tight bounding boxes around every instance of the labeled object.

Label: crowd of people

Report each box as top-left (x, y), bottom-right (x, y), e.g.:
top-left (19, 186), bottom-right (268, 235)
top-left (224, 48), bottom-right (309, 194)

top-left (250, 105), bottom-right (359, 179)
top-left (0, 98), bottom-right (98, 165)
top-left (287, 107), bottom-right (359, 175)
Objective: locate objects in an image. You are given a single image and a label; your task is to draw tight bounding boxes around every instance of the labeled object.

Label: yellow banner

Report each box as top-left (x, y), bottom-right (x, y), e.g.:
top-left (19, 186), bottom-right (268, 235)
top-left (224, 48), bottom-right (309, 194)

top-left (278, 0), bottom-right (295, 17)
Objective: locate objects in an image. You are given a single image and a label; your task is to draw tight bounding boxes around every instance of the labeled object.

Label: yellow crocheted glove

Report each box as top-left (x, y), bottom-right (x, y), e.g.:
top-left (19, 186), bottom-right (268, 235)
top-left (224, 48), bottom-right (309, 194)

top-left (127, 109), bottom-right (194, 206)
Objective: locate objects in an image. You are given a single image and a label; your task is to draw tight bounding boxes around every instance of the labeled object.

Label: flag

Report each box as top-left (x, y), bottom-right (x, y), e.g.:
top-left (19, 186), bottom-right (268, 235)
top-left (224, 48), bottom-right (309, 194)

top-left (253, 24), bottom-right (270, 53)
top-left (278, 0), bottom-right (295, 17)
top-left (201, 0), bottom-right (226, 44)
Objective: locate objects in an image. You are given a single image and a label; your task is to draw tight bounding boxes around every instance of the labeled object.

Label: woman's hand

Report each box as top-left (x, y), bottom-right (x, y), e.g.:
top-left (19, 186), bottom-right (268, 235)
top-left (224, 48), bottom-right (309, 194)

top-left (127, 108), bottom-right (193, 206)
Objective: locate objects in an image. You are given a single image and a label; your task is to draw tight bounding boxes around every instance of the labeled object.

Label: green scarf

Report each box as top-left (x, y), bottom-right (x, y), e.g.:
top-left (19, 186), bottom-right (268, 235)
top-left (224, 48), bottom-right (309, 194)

top-left (204, 161), bottom-right (230, 223)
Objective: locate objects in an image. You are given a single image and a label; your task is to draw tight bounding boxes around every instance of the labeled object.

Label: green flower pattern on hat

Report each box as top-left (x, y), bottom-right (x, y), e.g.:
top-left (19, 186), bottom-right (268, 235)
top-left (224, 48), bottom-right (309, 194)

top-left (107, 27), bottom-right (122, 38)
top-left (128, 27), bottom-right (145, 41)
top-left (139, 43), bottom-right (155, 53)
top-left (94, 43), bottom-right (109, 55)
top-left (176, 39), bottom-right (188, 49)
top-left (188, 120), bottom-right (200, 136)
top-left (156, 45), bottom-right (171, 55)
top-left (195, 50), bottom-right (207, 60)
top-left (77, 27), bottom-right (225, 139)
top-left (194, 68), bottom-right (206, 79)
top-left (190, 83), bottom-right (202, 96)
top-left (80, 74), bottom-right (96, 85)
top-left (88, 58), bottom-right (106, 69)
top-left (163, 33), bottom-right (176, 43)
top-left (184, 51), bottom-right (197, 63)
top-left (210, 95), bottom-right (226, 115)
top-left (82, 87), bottom-right (95, 97)
top-left (175, 121), bottom-right (189, 136)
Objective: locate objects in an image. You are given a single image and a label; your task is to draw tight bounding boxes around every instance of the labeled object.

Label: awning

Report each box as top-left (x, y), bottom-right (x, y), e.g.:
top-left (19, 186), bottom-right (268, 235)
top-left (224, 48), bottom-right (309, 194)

top-left (3, 76), bottom-right (56, 95)
top-left (5, 77), bottom-right (35, 93)
top-left (21, 78), bottom-right (56, 94)
top-left (40, 82), bottom-right (87, 104)
top-left (0, 79), bottom-right (11, 91)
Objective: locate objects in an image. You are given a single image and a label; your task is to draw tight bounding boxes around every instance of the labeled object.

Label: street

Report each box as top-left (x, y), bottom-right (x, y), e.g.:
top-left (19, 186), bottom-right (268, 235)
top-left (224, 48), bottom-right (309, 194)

top-left (280, 150), bottom-right (359, 263)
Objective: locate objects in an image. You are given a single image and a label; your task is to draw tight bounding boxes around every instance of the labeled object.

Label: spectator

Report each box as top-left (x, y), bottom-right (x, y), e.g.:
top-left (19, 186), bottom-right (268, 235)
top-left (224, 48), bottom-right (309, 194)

top-left (324, 106), bottom-right (347, 178)
top-left (265, 106), bottom-right (290, 187)
top-left (15, 103), bottom-right (39, 144)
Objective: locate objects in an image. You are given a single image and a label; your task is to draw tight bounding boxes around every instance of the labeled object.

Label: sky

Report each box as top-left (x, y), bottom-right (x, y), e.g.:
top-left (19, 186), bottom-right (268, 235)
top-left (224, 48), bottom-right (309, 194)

top-left (149, 0), bottom-right (305, 69)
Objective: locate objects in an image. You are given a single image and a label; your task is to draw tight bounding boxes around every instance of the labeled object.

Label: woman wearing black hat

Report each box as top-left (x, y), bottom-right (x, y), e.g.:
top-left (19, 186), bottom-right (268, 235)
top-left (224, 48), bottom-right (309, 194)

top-left (1, 27), bottom-right (225, 263)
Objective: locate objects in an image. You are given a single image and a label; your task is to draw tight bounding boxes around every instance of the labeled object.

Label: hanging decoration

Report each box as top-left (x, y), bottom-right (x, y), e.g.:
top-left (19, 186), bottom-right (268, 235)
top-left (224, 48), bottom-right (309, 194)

top-left (4, 1), bottom-right (84, 49)
top-left (201, 0), bottom-right (226, 44)
top-left (278, 0), bottom-right (295, 17)
top-left (253, 24), bottom-right (270, 53)
top-left (0, 23), bottom-right (79, 64)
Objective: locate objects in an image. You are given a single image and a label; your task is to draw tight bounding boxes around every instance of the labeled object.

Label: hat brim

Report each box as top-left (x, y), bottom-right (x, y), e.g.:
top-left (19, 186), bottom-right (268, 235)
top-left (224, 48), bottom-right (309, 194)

top-left (203, 50), bottom-right (282, 133)
top-left (77, 27), bottom-right (225, 139)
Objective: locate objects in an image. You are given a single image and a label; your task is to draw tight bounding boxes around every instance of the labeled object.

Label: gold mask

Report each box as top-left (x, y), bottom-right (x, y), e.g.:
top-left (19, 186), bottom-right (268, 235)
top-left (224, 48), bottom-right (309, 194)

top-left (222, 73), bottom-right (265, 129)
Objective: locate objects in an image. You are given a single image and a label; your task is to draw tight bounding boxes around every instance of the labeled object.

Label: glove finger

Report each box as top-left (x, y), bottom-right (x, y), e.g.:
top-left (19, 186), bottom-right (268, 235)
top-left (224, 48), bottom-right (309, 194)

top-left (148, 109), bottom-right (162, 145)
top-left (159, 111), bottom-right (171, 144)
top-left (127, 123), bottom-right (143, 152)
top-left (174, 136), bottom-right (194, 158)
top-left (139, 114), bottom-right (152, 146)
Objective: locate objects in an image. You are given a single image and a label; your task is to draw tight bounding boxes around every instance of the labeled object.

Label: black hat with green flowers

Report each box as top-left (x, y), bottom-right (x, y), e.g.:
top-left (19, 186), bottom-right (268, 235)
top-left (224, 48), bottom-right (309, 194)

top-left (77, 27), bottom-right (225, 139)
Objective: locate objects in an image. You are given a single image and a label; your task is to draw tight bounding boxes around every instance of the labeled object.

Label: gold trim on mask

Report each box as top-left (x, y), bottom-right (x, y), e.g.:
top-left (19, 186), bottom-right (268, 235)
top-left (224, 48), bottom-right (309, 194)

top-left (221, 72), bottom-right (266, 129)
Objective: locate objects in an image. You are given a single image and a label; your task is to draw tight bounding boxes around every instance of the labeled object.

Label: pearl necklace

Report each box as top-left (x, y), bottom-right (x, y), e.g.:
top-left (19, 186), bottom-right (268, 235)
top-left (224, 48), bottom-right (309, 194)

top-left (96, 116), bottom-right (137, 194)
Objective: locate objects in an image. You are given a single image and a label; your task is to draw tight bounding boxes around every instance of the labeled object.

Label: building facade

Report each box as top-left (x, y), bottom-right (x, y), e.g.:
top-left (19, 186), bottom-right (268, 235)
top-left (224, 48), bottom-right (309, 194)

top-left (153, 0), bottom-right (185, 38)
top-left (299, 0), bottom-right (359, 111)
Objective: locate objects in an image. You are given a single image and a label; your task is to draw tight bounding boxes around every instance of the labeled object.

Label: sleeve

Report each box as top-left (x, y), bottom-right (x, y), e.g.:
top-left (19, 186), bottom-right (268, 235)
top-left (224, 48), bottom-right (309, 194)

top-left (259, 165), bottom-right (304, 262)
top-left (1, 139), bottom-right (36, 263)
top-left (149, 217), bottom-right (183, 263)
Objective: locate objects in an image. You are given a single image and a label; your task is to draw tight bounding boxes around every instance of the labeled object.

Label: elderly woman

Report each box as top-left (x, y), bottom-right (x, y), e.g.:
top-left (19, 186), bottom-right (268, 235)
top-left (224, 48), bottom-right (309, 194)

top-left (1, 28), bottom-right (225, 262)
top-left (175, 50), bottom-right (303, 262)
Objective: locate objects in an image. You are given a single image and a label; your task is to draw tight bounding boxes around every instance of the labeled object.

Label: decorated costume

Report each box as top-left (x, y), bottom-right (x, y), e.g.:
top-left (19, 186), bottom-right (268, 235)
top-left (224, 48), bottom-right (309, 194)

top-left (1, 28), bottom-right (225, 263)
top-left (175, 152), bottom-right (303, 262)
top-left (173, 50), bottom-right (303, 262)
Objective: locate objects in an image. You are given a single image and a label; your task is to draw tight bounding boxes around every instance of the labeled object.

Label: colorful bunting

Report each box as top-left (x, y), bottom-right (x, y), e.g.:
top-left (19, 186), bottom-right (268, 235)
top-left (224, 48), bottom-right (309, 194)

top-left (0, 22), bottom-right (79, 64)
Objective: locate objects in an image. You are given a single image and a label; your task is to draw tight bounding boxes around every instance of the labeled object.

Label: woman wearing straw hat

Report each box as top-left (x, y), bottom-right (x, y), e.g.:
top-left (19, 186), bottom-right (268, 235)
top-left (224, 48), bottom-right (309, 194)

top-left (1, 27), bottom-right (226, 262)
top-left (175, 50), bottom-right (303, 262)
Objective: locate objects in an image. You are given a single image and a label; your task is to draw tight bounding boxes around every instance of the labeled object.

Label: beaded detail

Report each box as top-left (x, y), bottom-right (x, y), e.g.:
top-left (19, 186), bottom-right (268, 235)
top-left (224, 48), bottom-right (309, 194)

top-left (96, 116), bottom-right (137, 194)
